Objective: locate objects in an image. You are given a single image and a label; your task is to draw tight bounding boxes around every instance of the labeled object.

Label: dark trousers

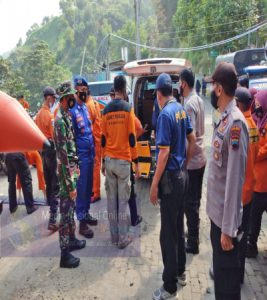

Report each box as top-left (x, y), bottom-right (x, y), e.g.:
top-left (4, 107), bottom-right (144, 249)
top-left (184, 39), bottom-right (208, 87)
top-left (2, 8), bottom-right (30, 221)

top-left (42, 150), bottom-right (59, 214)
top-left (5, 153), bottom-right (34, 210)
top-left (239, 202), bottom-right (252, 283)
top-left (159, 169), bottom-right (188, 294)
top-left (185, 165), bottom-right (205, 242)
top-left (249, 192), bottom-right (267, 246)
top-left (210, 221), bottom-right (241, 300)
top-left (59, 197), bottom-right (76, 252)
top-left (76, 159), bottom-right (94, 221)
top-left (128, 167), bottom-right (138, 225)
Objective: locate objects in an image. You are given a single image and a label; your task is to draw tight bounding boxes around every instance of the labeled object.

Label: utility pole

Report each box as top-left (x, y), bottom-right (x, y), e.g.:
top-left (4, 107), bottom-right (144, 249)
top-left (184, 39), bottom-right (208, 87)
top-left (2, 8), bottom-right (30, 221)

top-left (134, 0), bottom-right (141, 60)
top-left (106, 34), bottom-right (110, 80)
top-left (80, 46), bottom-right (86, 75)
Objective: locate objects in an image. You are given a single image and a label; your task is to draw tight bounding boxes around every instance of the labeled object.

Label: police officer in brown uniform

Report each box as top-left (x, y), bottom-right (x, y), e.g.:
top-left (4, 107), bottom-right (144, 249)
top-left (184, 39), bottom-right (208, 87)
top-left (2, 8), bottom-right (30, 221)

top-left (206, 63), bottom-right (249, 300)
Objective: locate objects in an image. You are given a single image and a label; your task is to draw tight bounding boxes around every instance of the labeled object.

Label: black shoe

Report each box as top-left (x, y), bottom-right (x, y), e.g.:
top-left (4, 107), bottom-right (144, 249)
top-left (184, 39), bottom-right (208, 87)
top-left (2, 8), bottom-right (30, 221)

top-left (186, 239), bottom-right (199, 254)
top-left (0, 200), bottom-right (3, 214)
top-left (60, 252), bottom-right (80, 268)
top-left (132, 216), bottom-right (143, 227)
top-left (27, 205), bottom-right (38, 215)
top-left (85, 213), bottom-right (98, 226)
top-left (79, 221), bottom-right (94, 239)
top-left (10, 205), bottom-right (18, 214)
top-left (246, 242), bottom-right (258, 258)
top-left (69, 238), bottom-right (86, 252)
top-left (118, 238), bottom-right (132, 249)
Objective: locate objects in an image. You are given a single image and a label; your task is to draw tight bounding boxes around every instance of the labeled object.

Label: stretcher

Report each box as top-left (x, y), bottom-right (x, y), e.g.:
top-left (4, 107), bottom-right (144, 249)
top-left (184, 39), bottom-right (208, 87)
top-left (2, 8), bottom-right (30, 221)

top-left (133, 141), bottom-right (156, 178)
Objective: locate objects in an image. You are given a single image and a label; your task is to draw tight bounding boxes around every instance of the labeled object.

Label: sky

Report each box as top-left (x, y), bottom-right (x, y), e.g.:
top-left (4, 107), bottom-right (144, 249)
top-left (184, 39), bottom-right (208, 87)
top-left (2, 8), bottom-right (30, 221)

top-left (0, 0), bottom-right (60, 54)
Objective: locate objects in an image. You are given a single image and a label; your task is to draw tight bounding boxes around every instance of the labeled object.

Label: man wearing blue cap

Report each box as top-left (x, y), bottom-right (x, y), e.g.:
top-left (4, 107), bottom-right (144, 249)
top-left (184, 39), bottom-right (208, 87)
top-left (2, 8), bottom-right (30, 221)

top-left (70, 76), bottom-right (97, 239)
top-left (150, 73), bottom-right (196, 300)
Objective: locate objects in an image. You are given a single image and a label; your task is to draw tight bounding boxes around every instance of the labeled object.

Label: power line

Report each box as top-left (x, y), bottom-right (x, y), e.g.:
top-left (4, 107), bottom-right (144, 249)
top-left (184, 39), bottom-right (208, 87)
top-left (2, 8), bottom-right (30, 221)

top-left (150, 13), bottom-right (267, 36)
top-left (110, 21), bottom-right (267, 52)
top-left (152, 7), bottom-right (260, 33)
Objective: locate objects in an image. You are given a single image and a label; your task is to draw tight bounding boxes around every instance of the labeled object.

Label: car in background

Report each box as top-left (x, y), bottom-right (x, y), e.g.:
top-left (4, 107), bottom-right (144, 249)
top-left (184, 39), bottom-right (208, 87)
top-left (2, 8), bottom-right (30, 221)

top-left (124, 57), bottom-right (192, 178)
top-left (244, 65), bottom-right (267, 91)
top-left (88, 81), bottom-right (114, 109)
top-left (216, 48), bottom-right (266, 76)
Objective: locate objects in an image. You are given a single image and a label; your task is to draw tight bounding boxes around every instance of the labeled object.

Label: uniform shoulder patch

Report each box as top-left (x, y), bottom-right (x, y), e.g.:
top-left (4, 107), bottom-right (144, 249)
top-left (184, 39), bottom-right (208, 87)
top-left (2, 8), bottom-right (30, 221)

top-left (230, 125), bottom-right (241, 150)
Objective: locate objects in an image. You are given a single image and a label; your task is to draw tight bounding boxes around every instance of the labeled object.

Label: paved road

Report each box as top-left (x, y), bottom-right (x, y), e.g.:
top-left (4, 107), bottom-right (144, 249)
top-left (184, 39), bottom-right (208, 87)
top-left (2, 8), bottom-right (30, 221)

top-left (0, 99), bottom-right (267, 300)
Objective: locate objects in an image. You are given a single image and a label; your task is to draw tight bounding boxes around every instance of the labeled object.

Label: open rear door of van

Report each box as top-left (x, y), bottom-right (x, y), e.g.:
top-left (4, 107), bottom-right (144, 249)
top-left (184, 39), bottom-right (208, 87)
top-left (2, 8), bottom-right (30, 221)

top-left (124, 58), bottom-right (192, 77)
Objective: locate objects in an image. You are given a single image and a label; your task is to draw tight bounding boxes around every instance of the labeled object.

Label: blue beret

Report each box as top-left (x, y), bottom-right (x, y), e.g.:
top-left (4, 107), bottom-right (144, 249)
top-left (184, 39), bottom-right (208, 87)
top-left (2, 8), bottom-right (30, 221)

top-left (73, 75), bottom-right (88, 88)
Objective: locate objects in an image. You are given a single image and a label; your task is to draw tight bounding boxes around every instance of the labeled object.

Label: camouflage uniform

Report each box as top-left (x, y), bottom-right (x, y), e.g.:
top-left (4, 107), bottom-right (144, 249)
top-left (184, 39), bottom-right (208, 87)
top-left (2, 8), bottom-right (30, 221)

top-left (54, 107), bottom-right (79, 251)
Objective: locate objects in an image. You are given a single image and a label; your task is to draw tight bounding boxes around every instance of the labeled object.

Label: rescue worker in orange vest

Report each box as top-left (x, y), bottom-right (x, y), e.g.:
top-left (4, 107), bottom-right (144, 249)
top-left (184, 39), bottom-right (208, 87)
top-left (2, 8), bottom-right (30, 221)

top-left (86, 87), bottom-right (102, 203)
top-left (17, 151), bottom-right (46, 199)
top-left (247, 90), bottom-right (267, 258)
top-left (102, 76), bottom-right (140, 249)
top-left (35, 87), bottom-right (59, 231)
top-left (110, 87), bottom-right (143, 226)
top-left (18, 95), bottom-right (30, 111)
top-left (235, 87), bottom-right (259, 283)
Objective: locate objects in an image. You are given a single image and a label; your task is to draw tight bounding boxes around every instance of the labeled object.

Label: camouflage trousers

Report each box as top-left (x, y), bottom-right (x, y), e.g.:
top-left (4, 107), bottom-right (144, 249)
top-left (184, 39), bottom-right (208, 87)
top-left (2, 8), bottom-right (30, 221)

top-left (59, 197), bottom-right (76, 251)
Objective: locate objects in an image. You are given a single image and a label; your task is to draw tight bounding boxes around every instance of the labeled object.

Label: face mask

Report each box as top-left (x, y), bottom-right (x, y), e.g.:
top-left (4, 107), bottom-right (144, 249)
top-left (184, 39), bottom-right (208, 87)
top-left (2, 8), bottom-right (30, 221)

top-left (210, 90), bottom-right (219, 109)
top-left (255, 106), bottom-right (263, 118)
top-left (77, 91), bottom-right (87, 102)
top-left (68, 97), bottom-right (76, 109)
top-left (179, 85), bottom-right (184, 97)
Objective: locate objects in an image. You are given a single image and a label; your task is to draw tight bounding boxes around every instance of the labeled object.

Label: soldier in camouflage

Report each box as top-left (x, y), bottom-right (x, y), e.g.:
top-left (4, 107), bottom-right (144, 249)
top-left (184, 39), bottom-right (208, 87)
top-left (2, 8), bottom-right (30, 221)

top-left (54, 81), bottom-right (86, 268)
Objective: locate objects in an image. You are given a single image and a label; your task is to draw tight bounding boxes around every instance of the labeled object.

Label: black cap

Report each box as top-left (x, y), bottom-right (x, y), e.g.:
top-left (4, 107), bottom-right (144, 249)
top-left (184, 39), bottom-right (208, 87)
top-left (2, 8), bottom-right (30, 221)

top-left (235, 87), bottom-right (252, 105)
top-left (43, 86), bottom-right (57, 97)
top-left (207, 62), bottom-right (238, 97)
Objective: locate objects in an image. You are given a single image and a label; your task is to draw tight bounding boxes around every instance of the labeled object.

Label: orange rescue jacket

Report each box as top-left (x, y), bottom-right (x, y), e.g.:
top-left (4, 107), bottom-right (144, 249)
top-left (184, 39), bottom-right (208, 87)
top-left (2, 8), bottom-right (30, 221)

top-left (102, 99), bottom-right (138, 163)
top-left (86, 96), bottom-right (102, 142)
top-left (35, 104), bottom-right (54, 139)
top-left (242, 111), bottom-right (259, 205)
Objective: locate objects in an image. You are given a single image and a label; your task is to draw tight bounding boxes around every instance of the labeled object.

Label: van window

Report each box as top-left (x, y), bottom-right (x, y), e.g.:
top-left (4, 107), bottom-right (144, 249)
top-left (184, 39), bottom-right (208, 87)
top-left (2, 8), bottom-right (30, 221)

top-left (89, 83), bottom-right (113, 96)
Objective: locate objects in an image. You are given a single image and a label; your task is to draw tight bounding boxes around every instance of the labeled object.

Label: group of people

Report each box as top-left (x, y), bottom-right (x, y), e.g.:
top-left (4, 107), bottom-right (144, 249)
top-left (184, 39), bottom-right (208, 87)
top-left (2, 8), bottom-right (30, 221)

top-left (6, 75), bottom-right (143, 268)
top-left (150, 63), bottom-right (267, 300)
top-left (5, 61), bottom-right (267, 299)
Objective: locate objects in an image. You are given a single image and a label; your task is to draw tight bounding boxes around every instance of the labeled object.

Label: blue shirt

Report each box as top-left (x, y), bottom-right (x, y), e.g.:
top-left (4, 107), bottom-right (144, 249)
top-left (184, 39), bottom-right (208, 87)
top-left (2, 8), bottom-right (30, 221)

top-left (70, 102), bottom-right (95, 160)
top-left (156, 99), bottom-right (193, 171)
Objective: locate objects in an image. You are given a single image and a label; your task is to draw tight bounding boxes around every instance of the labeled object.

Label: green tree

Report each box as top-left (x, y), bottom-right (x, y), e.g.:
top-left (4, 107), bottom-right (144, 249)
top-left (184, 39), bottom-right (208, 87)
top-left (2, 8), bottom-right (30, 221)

top-left (173, 0), bottom-right (261, 73)
top-left (21, 41), bottom-right (71, 109)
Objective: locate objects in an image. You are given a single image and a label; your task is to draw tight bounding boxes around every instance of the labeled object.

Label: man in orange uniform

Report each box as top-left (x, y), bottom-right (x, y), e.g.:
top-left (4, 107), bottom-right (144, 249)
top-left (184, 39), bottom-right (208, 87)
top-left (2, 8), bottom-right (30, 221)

top-left (35, 87), bottom-right (59, 231)
top-left (235, 87), bottom-right (259, 283)
top-left (247, 90), bottom-right (267, 258)
top-left (86, 89), bottom-right (102, 203)
top-left (102, 75), bottom-right (140, 249)
top-left (18, 95), bottom-right (30, 110)
top-left (17, 151), bottom-right (46, 198)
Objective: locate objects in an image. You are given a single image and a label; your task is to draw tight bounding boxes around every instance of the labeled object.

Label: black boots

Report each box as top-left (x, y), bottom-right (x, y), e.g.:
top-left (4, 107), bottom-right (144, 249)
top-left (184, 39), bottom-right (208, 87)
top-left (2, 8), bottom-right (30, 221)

top-left (85, 213), bottom-right (98, 226)
top-left (60, 252), bottom-right (80, 268)
top-left (79, 220), bottom-right (94, 238)
top-left (69, 238), bottom-right (86, 252)
top-left (60, 238), bottom-right (86, 268)
top-left (26, 205), bottom-right (39, 215)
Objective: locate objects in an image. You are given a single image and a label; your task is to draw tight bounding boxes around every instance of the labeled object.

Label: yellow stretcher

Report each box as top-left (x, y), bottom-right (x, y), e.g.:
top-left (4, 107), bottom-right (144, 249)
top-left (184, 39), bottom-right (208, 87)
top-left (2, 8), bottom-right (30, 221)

top-left (133, 141), bottom-right (155, 178)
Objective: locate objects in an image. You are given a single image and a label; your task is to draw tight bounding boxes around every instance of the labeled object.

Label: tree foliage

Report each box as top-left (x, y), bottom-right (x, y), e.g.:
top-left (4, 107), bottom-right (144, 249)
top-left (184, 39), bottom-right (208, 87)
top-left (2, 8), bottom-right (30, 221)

top-left (173, 0), bottom-right (266, 73)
